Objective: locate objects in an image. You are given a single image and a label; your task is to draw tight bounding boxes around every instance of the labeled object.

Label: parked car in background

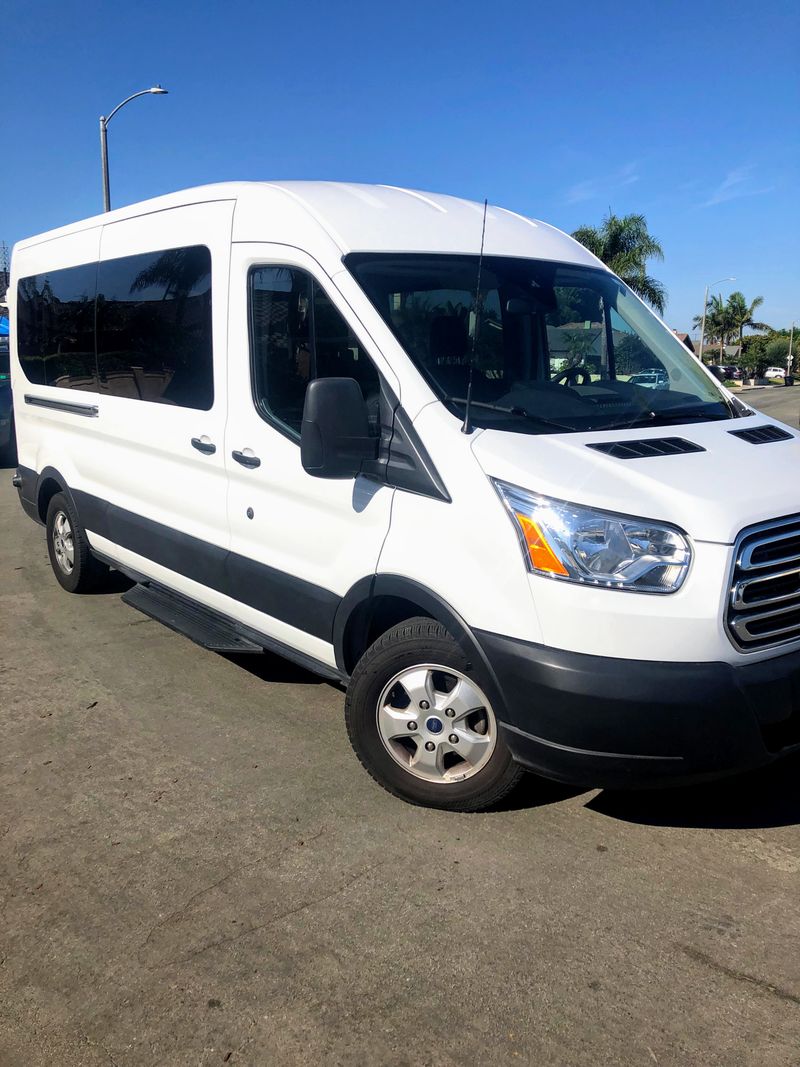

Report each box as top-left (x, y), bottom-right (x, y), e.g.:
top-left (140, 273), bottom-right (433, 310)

top-left (708, 365), bottom-right (741, 381)
top-left (628, 370), bottom-right (669, 390)
top-left (765, 367), bottom-right (786, 379)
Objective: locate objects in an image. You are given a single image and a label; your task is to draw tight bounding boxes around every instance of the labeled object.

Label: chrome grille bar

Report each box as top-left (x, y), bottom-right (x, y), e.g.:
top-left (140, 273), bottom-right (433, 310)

top-left (732, 565), bottom-right (800, 609)
top-left (726, 515), bottom-right (800, 651)
top-left (739, 530), bottom-right (800, 571)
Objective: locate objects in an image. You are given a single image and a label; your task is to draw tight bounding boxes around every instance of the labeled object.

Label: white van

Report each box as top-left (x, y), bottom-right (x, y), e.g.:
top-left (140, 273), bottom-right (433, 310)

top-left (10, 182), bottom-right (800, 810)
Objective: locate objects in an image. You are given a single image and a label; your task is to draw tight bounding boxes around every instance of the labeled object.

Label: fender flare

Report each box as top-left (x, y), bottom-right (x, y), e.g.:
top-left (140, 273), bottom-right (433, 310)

top-left (332, 574), bottom-right (510, 718)
top-left (29, 465), bottom-right (78, 523)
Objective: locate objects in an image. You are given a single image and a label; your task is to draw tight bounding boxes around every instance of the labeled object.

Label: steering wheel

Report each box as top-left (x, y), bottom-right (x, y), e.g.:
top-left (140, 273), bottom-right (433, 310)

top-left (553, 365), bottom-right (592, 386)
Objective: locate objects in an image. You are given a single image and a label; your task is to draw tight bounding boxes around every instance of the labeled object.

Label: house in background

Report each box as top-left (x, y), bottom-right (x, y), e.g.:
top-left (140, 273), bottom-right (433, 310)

top-left (672, 330), bottom-right (695, 354)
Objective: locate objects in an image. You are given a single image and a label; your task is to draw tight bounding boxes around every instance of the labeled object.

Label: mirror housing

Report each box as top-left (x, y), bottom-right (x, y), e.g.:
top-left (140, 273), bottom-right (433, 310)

top-left (301, 377), bottom-right (378, 478)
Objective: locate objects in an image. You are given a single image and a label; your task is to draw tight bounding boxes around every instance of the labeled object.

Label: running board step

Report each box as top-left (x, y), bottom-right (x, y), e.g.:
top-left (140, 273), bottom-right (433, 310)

top-left (122, 584), bottom-right (264, 654)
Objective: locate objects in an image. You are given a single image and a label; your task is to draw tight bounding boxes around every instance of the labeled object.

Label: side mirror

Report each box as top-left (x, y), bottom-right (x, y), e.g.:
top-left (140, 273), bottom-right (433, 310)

top-left (301, 377), bottom-right (378, 478)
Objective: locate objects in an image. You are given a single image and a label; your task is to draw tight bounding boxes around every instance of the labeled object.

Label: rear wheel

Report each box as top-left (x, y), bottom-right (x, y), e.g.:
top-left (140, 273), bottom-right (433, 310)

top-left (345, 617), bottom-right (524, 811)
top-left (46, 491), bottom-right (110, 593)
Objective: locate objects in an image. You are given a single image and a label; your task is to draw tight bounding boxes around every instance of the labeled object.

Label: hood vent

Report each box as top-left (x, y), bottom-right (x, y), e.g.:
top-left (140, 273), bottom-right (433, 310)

top-left (728, 424), bottom-right (794, 445)
top-left (587, 437), bottom-right (705, 460)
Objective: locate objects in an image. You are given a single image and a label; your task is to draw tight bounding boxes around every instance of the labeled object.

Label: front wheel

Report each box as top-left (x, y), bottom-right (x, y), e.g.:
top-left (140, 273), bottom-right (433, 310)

top-left (345, 617), bottom-right (524, 811)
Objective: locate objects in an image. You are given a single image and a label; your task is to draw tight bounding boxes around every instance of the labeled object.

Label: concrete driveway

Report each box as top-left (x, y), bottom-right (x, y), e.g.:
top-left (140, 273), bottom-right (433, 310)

top-left (2, 392), bottom-right (800, 1065)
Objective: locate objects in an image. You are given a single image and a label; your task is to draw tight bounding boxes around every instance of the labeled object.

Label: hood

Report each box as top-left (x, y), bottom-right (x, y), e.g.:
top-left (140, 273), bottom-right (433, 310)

top-left (471, 414), bottom-right (800, 544)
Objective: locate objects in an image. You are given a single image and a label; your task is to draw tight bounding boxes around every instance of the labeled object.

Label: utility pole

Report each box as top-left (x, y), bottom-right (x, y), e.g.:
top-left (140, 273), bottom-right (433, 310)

top-left (0, 241), bottom-right (9, 301)
top-left (788, 321), bottom-right (795, 376)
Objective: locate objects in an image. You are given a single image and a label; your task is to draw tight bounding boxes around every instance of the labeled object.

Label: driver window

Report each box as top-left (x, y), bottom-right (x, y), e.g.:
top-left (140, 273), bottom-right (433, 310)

top-left (250, 266), bottom-right (380, 438)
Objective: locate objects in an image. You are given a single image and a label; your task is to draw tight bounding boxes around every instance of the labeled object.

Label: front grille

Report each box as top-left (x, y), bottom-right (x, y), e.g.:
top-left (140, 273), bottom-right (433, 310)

top-left (727, 516), bottom-right (800, 650)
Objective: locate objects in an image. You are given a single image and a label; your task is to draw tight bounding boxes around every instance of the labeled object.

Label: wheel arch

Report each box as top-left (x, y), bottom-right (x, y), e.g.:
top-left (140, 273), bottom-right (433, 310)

top-left (35, 466), bottom-right (78, 524)
top-left (334, 575), bottom-right (509, 718)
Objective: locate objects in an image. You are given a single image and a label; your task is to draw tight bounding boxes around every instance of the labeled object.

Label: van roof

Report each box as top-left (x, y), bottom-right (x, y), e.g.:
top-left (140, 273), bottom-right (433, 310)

top-left (14, 180), bottom-right (604, 268)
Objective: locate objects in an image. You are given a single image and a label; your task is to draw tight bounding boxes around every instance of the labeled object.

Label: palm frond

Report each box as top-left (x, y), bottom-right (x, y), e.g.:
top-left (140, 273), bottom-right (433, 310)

top-left (571, 211), bottom-right (665, 313)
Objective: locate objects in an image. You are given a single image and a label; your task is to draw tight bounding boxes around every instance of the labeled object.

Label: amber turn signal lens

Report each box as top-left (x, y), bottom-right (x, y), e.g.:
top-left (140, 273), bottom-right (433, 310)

top-left (515, 513), bottom-right (569, 577)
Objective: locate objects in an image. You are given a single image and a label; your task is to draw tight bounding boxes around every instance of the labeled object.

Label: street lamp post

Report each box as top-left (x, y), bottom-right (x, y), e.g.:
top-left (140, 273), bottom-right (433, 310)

top-left (697, 276), bottom-right (736, 363)
top-left (99, 86), bottom-right (168, 212)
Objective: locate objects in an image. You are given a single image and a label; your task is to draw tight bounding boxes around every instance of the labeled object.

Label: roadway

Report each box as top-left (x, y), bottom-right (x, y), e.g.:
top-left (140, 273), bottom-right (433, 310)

top-left (1, 390), bottom-right (799, 1064)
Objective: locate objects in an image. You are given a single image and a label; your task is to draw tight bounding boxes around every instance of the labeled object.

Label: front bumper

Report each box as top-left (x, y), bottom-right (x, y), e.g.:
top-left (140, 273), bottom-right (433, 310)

top-left (475, 630), bottom-right (800, 789)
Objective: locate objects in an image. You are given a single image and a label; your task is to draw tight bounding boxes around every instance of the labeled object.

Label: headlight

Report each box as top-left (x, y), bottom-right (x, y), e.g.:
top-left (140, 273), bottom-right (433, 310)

top-left (493, 480), bottom-right (691, 593)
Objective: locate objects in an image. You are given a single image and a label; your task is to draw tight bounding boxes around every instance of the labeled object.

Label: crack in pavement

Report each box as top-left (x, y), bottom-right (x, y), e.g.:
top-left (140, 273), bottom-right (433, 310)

top-left (146, 859), bottom-right (385, 970)
top-left (678, 944), bottom-right (800, 1006)
top-left (138, 826), bottom-right (328, 959)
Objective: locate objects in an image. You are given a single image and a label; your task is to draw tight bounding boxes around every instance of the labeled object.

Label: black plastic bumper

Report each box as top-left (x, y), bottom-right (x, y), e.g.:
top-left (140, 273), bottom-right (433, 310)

top-left (475, 630), bottom-right (800, 789)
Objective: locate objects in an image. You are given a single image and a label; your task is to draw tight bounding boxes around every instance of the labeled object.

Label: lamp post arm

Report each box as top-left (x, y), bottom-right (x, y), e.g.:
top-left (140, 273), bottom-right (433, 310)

top-left (104, 88), bottom-right (156, 126)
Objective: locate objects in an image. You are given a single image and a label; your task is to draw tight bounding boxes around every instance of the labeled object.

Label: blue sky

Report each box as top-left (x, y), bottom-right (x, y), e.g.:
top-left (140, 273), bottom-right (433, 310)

top-left (3, 0), bottom-right (798, 331)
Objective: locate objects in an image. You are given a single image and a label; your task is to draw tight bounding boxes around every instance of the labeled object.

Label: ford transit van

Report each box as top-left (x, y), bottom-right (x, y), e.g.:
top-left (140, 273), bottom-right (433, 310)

top-left (10, 182), bottom-right (800, 810)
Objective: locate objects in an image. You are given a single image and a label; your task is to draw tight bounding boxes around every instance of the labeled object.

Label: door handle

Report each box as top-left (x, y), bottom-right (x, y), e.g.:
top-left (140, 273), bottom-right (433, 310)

top-left (191, 436), bottom-right (216, 455)
top-left (232, 449), bottom-right (261, 469)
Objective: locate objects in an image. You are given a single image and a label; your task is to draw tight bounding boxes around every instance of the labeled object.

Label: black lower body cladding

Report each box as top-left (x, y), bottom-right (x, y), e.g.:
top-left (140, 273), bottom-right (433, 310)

top-left (475, 630), bottom-right (800, 789)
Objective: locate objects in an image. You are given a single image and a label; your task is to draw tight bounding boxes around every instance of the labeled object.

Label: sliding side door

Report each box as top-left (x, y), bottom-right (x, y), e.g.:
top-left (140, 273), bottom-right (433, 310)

top-left (78, 200), bottom-right (235, 610)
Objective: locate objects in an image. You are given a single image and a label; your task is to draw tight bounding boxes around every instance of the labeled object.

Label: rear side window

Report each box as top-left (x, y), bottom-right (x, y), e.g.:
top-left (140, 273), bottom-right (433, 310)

top-left (16, 263), bottom-right (98, 389)
top-left (249, 265), bottom-right (379, 437)
top-left (97, 245), bottom-right (213, 409)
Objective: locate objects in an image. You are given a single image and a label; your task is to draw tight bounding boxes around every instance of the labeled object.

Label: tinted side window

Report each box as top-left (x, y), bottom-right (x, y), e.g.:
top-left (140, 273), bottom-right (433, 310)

top-left (16, 264), bottom-right (98, 389)
top-left (250, 266), bottom-right (379, 437)
top-left (97, 245), bottom-right (213, 409)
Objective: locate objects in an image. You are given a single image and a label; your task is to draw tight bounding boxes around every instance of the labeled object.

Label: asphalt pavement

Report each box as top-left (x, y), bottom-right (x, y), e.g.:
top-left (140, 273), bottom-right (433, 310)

top-left (741, 383), bottom-right (800, 426)
top-left (2, 390), bottom-right (800, 1065)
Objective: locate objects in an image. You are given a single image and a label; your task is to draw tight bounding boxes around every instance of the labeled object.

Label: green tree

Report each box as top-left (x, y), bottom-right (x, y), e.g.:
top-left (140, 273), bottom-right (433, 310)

top-left (694, 291), bottom-right (770, 363)
top-left (726, 291), bottom-right (770, 357)
top-left (571, 212), bottom-right (666, 314)
top-left (739, 334), bottom-right (769, 378)
top-left (692, 293), bottom-right (736, 360)
top-left (766, 336), bottom-right (792, 368)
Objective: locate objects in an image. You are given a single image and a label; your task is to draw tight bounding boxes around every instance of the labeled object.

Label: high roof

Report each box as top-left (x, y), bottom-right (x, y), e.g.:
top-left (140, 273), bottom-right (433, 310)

top-left (14, 181), bottom-right (603, 269)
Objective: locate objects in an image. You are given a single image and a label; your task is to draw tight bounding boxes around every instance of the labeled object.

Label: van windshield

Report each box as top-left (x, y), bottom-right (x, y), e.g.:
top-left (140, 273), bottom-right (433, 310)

top-left (346, 254), bottom-right (737, 434)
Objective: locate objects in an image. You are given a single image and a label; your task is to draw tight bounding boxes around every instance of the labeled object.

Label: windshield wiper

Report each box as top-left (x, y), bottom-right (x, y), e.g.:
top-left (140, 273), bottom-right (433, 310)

top-left (642, 406), bottom-right (731, 425)
top-left (445, 397), bottom-right (577, 432)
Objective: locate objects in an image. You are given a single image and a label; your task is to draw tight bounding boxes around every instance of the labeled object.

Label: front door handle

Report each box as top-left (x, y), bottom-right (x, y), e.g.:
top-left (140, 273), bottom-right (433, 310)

top-left (232, 449), bottom-right (261, 469)
top-left (191, 436), bottom-right (216, 455)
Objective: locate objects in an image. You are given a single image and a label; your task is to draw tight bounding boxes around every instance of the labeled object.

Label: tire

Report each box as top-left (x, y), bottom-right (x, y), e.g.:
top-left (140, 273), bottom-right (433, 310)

top-left (45, 491), bottom-right (110, 593)
top-left (345, 617), bottom-right (525, 811)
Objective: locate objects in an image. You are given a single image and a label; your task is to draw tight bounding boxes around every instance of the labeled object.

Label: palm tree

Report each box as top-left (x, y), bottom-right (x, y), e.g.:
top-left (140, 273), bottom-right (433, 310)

top-left (572, 212), bottom-right (666, 314)
top-left (692, 294), bottom-right (734, 360)
top-left (725, 291), bottom-right (771, 357)
top-left (692, 291), bottom-right (770, 362)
